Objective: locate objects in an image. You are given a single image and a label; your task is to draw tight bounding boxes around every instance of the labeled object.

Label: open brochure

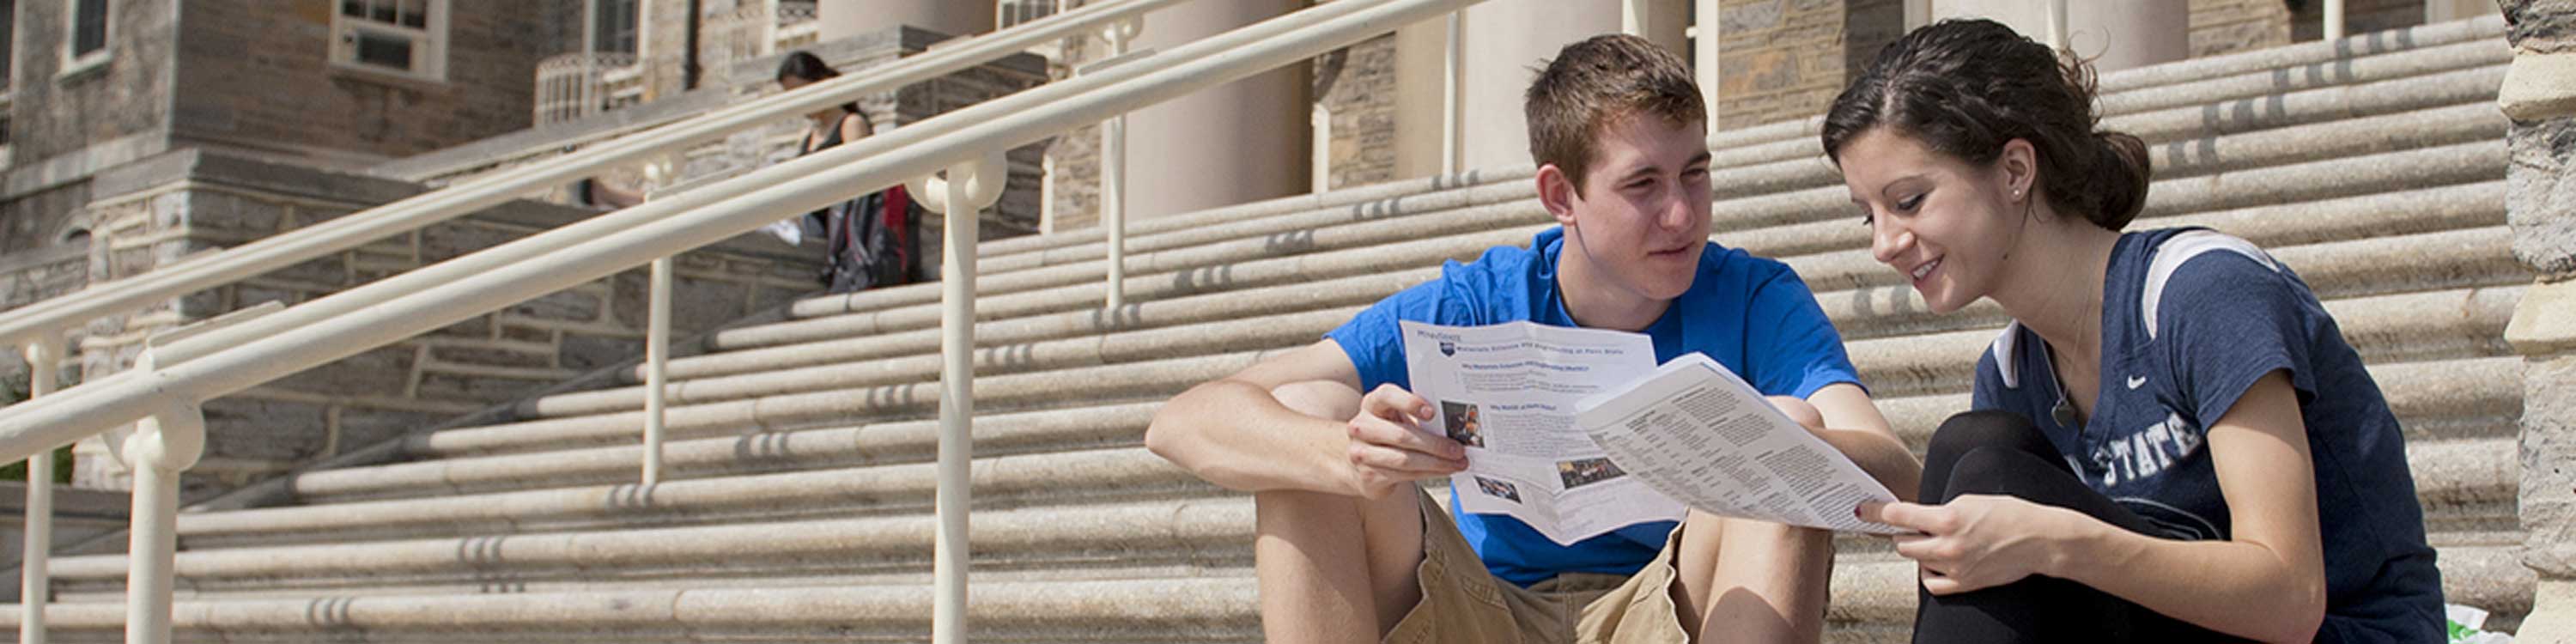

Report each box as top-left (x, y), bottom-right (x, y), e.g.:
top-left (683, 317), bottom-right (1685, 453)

top-left (1577, 352), bottom-right (1906, 536)
top-left (1399, 320), bottom-right (1902, 545)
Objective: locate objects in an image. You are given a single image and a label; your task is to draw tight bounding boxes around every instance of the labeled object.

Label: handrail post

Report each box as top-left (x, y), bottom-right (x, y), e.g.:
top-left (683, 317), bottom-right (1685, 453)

top-left (2044, 0), bottom-right (2067, 51)
top-left (1694, 0), bottom-right (1719, 147)
top-left (642, 256), bottom-right (671, 486)
top-left (18, 331), bottom-right (62, 644)
top-left (908, 149), bottom-right (1007, 644)
top-left (2324, 0), bottom-right (2345, 42)
top-left (1440, 9), bottom-right (1461, 176)
top-left (1102, 18), bottom-right (1140, 310)
top-left (119, 395), bottom-right (204, 644)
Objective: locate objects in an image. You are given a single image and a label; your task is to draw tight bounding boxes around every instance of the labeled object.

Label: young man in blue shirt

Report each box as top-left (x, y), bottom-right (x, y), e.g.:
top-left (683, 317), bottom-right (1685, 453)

top-left (1145, 34), bottom-right (1920, 643)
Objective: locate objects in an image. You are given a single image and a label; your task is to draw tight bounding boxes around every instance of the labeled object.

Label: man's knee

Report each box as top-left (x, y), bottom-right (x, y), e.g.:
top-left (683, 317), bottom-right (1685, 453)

top-left (1272, 380), bottom-right (1363, 422)
top-left (1255, 487), bottom-right (1352, 522)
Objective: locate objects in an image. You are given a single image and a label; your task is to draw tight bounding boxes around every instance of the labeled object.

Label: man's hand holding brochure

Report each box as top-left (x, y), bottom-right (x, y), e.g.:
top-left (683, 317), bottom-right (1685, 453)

top-left (1400, 320), bottom-right (1904, 544)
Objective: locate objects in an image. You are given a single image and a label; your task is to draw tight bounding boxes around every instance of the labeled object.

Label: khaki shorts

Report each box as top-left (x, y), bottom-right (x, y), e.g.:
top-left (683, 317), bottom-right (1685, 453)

top-left (1382, 489), bottom-right (1692, 644)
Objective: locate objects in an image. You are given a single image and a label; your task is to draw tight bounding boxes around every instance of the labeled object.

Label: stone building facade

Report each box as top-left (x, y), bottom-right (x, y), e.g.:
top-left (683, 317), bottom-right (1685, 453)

top-left (0, 1), bottom-right (586, 256)
top-left (59, 149), bottom-right (819, 498)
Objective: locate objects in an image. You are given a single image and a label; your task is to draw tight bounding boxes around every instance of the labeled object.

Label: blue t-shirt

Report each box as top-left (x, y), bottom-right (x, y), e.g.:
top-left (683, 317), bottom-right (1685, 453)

top-left (1325, 227), bottom-right (1862, 586)
top-left (1971, 228), bottom-right (2443, 642)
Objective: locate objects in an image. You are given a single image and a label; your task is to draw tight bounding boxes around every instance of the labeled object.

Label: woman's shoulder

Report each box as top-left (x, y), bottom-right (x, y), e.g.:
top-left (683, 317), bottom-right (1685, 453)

top-left (2127, 228), bottom-right (2300, 342)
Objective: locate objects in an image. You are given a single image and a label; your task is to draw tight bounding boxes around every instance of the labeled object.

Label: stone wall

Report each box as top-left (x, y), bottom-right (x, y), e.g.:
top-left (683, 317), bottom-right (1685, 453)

top-left (48, 150), bottom-right (821, 500)
top-left (1713, 0), bottom-right (1905, 132)
top-left (2500, 1), bottom-right (2576, 639)
top-left (7, 0), bottom-right (175, 165)
top-left (168, 1), bottom-right (577, 168)
top-left (2190, 0), bottom-right (2431, 57)
top-left (1317, 33), bottom-right (1401, 191)
top-left (0, 0), bottom-right (179, 255)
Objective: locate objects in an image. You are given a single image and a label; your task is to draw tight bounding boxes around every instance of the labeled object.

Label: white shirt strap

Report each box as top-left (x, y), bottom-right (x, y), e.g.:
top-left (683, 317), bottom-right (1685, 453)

top-left (2142, 231), bottom-right (2280, 341)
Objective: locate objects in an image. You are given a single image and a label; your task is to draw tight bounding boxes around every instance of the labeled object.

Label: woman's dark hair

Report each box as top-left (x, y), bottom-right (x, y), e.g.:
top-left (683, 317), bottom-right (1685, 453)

top-left (1821, 19), bottom-right (2150, 230)
top-left (777, 51), bottom-right (865, 119)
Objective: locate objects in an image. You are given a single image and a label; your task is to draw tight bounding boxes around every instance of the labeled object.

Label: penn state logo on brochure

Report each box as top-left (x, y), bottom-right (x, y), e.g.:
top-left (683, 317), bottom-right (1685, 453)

top-left (1439, 341), bottom-right (1456, 357)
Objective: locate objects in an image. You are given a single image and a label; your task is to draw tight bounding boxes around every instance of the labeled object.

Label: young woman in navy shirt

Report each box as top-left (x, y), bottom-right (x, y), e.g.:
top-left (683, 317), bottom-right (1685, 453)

top-left (1830, 19), bottom-right (2442, 643)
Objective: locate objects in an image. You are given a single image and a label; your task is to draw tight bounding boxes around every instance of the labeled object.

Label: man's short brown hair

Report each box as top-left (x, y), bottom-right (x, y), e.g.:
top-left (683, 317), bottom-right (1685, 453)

top-left (1524, 34), bottom-right (1706, 192)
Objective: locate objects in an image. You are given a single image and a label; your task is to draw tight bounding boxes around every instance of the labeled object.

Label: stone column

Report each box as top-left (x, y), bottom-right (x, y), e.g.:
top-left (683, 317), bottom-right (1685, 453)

top-left (1455, 0), bottom-right (1625, 172)
top-left (1926, 0), bottom-right (2188, 73)
top-left (2500, 1), bottom-right (2576, 641)
top-left (1120, 0), bottom-right (1307, 219)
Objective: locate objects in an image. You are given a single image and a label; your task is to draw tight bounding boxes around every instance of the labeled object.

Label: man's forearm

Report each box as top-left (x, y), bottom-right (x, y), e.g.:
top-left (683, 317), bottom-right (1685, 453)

top-left (1146, 379), bottom-right (1357, 495)
top-left (1814, 427), bottom-right (1923, 502)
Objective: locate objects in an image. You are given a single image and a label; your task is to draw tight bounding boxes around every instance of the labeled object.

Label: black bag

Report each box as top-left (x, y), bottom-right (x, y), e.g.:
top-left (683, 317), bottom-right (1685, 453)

top-left (820, 185), bottom-right (919, 294)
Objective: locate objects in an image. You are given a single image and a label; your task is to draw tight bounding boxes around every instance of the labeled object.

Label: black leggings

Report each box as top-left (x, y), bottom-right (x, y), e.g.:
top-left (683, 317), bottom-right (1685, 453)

top-left (1911, 410), bottom-right (2248, 643)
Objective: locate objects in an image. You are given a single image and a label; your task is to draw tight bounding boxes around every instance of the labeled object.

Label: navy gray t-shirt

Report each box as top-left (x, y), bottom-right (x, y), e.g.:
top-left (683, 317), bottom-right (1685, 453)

top-left (1971, 228), bottom-right (2443, 642)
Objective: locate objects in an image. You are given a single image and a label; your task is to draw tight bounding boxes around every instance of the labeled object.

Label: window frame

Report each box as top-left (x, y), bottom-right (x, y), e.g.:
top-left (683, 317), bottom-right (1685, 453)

top-left (327, 0), bottom-right (448, 82)
top-left (58, 0), bottom-right (106, 80)
top-left (593, 0), bottom-right (638, 55)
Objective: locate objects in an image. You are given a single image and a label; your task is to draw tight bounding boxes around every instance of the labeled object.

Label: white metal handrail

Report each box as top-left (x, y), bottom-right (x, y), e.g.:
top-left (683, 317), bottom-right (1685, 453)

top-left (2, 1), bottom-right (1191, 641)
top-left (0, 0), bottom-right (1194, 354)
top-left (0, 2), bottom-right (1480, 642)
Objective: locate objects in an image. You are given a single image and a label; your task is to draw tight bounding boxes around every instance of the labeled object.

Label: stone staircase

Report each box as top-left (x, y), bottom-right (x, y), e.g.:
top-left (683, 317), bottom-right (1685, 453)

top-left (0, 15), bottom-right (2527, 642)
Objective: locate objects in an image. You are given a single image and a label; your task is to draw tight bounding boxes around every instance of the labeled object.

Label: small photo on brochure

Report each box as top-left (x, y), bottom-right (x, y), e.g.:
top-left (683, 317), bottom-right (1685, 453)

top-left (1557, 457), bottom-right (1626, 489)
top-left (1441, 400), bottom-right (1485, 447)
top-left (1473, 476), bottom-right (1522, 503)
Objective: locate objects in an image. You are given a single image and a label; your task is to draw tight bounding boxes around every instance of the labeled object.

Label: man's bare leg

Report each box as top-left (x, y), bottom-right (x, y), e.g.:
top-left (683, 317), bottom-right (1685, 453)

top-left (1703, 518), bottom-right (1833, 643)
top-left (1253, 381), bottom-right (1433, 643)
top-left (1670, 397), bottom-right (1838, 643)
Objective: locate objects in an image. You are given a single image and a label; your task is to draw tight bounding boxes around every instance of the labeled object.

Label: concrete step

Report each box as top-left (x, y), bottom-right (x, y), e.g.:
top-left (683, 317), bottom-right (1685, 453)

top-left (536, 268), bottom-right (2514, 426)
top-left (693, 141), bottom-right (2501, 379)
top-left (1735, 175), bottom-right (2500, 269)
top-left (804, 51), bottom-right (2494, 330)
top-left (1843, 286), bottom-right (2524, 399)
top-left (639, 266), bottom-right (1439, 384)
top-left (757, 28), bottom-right (2506, 342)
top-left (651, 174), bottom-right (2501, 388)
top-left (969, 166), bottom-right (1528, 267)
top-left (702, 136), bottom-right (2500, 364)
top-left (287, 353), bottom-right (2514, 528)
top-left (784, 179), bottom-right (1534, 325)
top-left (187, 351), bottom-right (2518, 547)
top-left (2, 577), bottom-right (1265, 644)
top-left (1710, 98), bottom-right (2506, 203)
top-left (1703, 15), bottom-right (2506, 168)
top-left (1713, 136), bottom-right (2500, 235)
top-left (57, 497), bottom-right (1259, 599)
top-left (300, 402), bottom-right (1153, 502)
top-left (6, 537), bottom-right (2530, 643)
top-left (1814, 182), bottom-right (2507, 338)
top-left (520, 226), bottom-right (2525, 427)
top-left (45, 440), bottom-right (2516, 599)
top-left (799, 55), bottom-right (2506, 333)
top-left (1791, 223), bottom-right (2522, 298)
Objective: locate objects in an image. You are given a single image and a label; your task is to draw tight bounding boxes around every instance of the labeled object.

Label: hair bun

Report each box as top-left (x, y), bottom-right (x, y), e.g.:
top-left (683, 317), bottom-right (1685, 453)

top-left (2087, 131), bottom-right (2150, 229)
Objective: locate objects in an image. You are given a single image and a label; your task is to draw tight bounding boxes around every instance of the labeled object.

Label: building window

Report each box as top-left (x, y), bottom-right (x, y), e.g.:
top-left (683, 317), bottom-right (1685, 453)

top-left (594, 0), bottom-right (637, 55)
top-left (331, 0), bottom-right (445, 81)
top-left (59, 0), bottom-right (106, 75)
top-left (1, 0), bottom-right (17, 90)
